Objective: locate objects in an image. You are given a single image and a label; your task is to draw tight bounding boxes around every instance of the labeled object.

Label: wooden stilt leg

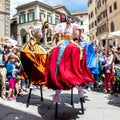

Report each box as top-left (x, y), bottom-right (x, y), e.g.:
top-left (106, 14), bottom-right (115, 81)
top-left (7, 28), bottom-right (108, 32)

top-left (80, 98), bottom-right (84, 114)
top-left (40, 85), bottom-right (43, 102)
top-left (26, 88), bottom-right (32, 108)
top-left (55, 102), bottom-right (58, 118)
top-left (71, 88), bottom-right (73, 105)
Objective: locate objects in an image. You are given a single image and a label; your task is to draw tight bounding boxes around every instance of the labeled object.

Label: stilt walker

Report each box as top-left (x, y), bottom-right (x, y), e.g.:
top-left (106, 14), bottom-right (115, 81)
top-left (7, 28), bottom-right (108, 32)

top-left (45, 14), bottom-right (95, 118)
top-left (20, 25), bottom-right (47, 107)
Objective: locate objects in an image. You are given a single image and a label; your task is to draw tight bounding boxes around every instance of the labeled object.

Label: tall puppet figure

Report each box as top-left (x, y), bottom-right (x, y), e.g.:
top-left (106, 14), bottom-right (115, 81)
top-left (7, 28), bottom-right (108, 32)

top-left (20, 25), bottom-right (47, 85)
top-left (45, 14), bottom-right (94, 101)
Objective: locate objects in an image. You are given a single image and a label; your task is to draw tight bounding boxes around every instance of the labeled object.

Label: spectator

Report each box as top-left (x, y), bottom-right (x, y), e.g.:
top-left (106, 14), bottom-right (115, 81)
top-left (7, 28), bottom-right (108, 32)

top-left (103, 49), bottom-right (115, 94)
top-left (114, 47), bottom-right (120, 95)
top-left (0, 43), bottom-right (7, 100)
top-left (6, 55), bottom-right (17, 101)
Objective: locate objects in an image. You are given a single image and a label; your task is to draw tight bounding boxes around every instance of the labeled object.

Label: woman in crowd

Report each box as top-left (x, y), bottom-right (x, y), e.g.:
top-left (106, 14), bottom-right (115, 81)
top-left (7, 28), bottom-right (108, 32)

top-left (103, 49), bottom-right (115, 94)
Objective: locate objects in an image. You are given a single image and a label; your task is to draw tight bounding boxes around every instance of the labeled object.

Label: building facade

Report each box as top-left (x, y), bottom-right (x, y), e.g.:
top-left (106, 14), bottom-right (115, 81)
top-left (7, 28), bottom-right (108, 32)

top-left (13, 1), bottom-right (78, 46)
top-left (71, 12), bottom-right (90, 42)
top-left (88, 0), bottom-right (98, 45)
top-left (0, 0), bottom-right (10, 37)
top-left (107, 0), bottom-right (120, 46)
top-left (88, 0), bottom-right (120, 47)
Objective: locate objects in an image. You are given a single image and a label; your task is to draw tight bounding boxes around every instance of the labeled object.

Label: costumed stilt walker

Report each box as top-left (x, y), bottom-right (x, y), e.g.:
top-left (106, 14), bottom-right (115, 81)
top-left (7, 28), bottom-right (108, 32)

top-left (79, 40), bottom-right (100, 89)
top-left (45, 14), bottom-right (95, 118)
top-left (20, 24), bottom-right (47, 107)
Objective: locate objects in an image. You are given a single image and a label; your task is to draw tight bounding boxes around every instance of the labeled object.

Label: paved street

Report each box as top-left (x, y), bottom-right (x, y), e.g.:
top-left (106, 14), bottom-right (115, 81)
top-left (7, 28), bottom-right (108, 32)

top-left (0, 87), bottom-right (120, 120)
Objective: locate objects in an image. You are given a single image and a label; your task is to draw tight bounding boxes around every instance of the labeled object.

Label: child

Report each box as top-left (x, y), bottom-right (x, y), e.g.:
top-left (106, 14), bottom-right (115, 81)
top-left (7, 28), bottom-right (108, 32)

top-left (6, 55), bottom-right (17, 101)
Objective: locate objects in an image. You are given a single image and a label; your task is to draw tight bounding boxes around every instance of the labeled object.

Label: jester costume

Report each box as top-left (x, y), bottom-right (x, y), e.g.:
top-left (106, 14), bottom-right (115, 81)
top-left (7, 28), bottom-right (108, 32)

top-left (21, 26), bottom-right (47, 85)
top-left (45, 22), bottom-right (94, 90)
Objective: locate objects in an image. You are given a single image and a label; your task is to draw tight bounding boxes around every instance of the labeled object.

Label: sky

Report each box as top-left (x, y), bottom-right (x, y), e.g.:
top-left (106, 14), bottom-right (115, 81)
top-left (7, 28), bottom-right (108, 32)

top-left (11, 0), bottom-right (88, 16)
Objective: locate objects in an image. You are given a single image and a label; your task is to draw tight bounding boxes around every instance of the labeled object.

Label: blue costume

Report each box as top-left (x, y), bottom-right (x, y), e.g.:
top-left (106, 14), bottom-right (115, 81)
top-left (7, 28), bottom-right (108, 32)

top-left (79, 40), bottom-right (99, 74)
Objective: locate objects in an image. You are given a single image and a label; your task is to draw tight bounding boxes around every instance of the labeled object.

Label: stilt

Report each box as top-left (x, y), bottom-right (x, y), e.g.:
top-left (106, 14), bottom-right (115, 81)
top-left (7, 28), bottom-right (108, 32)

top-left (26, 88), bottom-right (32, 108)
top-left (55, 102), bottom-right (58, 118)
top-left (71, 88), bottom-right (73, 105)
top-left (80, 97), bottom-right (84, 114)
top-left (40, 85), bottom-right (43, 101)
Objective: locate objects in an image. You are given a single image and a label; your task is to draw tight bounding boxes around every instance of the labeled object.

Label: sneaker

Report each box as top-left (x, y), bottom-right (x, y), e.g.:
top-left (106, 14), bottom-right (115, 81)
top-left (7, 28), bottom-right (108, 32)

top-left (19, 90), bottom-right (23, 95)
top-left (102, 74), bottom-right (105, 77)
top-left (25, 88), bottom-right (29, 93)
top-left (7, 97), bottom-right (13, 101)
top-left (106, 70), bottom-right (111, 73)
top-left (104, 90), bottom-right (108, 94)
top-left (87, 87), bottom-right (91, 92)
top-left (12, 96), bottom-right (16, 100)
top-left (2, 96), bottom-right (6, 100)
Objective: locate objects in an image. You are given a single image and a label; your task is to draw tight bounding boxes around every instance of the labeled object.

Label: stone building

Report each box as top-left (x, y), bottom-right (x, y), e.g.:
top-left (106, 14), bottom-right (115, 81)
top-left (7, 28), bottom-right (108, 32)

top-left (0, 0), bottom-right (10, 37)
top-left (107, 0), bottom-right (120, 47)
top-left (88, 0), bottom-right (120, 47)
top-left (12, 1), bottom-right (79, 46)
top-left (88, 0), bottom-right (98, 45)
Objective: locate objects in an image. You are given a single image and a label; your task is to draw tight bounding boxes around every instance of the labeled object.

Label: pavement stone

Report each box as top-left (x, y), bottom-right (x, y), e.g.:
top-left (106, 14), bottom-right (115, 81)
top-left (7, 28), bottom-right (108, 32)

top-left (0, 87), bottom-right (120, 120)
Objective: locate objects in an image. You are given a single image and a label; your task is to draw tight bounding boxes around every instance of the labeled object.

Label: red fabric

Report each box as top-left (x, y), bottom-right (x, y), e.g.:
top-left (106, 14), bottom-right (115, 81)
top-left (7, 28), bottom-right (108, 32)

top-left (45, 43), bottom-right (95, 90)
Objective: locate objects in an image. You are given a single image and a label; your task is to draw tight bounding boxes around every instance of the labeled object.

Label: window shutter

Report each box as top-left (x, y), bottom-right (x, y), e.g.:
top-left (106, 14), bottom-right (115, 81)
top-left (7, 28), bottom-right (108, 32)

top-left (24, 14), bottom-right (26, 22)
top-left (27, 13), bottom-right (29, 22)
top-left (19, 15), bottom-right (21, 23)
top-left (33, 12), bottom-right (35, 20)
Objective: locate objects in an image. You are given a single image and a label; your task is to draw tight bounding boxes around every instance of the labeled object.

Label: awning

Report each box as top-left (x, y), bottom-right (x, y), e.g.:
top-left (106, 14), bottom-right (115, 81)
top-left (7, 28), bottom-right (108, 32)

top-left (108, 31), bottom-right (120, 37)
top-left (101, 31), bottom-right (120, 40)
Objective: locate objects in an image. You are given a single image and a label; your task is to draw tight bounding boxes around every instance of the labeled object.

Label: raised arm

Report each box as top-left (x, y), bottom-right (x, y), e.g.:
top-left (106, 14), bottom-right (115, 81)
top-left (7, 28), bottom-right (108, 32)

top-left (28, 28), bottom-right (36, 46)
top-left (47, 33), bottom-right (59, 44)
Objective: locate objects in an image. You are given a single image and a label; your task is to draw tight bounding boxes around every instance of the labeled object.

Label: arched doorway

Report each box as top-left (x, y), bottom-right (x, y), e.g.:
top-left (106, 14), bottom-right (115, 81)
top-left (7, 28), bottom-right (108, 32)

top-left (20, 28), bottom-right (27, 45)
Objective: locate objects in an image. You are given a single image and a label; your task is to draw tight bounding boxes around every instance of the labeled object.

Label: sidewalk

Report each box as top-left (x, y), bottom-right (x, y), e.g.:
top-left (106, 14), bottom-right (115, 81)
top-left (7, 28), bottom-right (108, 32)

top-left (0, 87), bottom-right (120, 120)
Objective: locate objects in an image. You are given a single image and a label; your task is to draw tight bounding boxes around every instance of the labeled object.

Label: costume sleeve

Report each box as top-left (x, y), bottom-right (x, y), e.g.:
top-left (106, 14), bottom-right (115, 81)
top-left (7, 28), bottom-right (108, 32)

top-left (73, 23), bottom-right (81, 30)
top-left (33, 26), bottom-right (43, 38)
top-left (54, 23), bottom-right (62, 34)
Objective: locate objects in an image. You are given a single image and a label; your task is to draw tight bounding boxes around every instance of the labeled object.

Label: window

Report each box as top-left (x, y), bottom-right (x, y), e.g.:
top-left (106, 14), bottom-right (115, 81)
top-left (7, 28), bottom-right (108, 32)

top-left (111, 22), bottom-right (115, 32)
top-left (40, 12), bottom-right (45, 20)
top-left (95, 7), bottom-right (97, 15)
top-left (92, 22), bottom-right (94, 28)
top-left (55, 17), bottom-right (60, 24)
top-left (91, 11), bottom-right (94, 18)
top-left (47, 15), bottom-right (52, 24)
top-left (80, 20), bottom-right (83, 25)
top-left (89, 14), bottom-right (91, 20)
top-left (102, 0), bottom-right (104, 4)
top-left (97, 0), bottom-right (101, 9)
top-left (88, 1), bottom-right (89, 7)
top-left (95, 20), bottom-right (97, 26)
top-left (28, 11), bottom-right (34, 22)
top-left (19, 14), bottom-right (26, 23)
top-left (103, 9), bottom-right (107, 18)
top-left (109, 6), bottom-right (112, 13)
top-left (114, 1), bottom-right (117, 10)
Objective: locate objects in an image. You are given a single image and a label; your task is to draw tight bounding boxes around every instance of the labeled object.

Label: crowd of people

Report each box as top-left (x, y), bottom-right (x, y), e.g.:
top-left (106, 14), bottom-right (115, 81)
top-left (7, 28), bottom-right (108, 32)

top-left (87, 45), bottom-right (120, 96)
top-left (0, 43), bottom-right (29, 100)
top-left (0, 13), bottom-right (120, 103)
